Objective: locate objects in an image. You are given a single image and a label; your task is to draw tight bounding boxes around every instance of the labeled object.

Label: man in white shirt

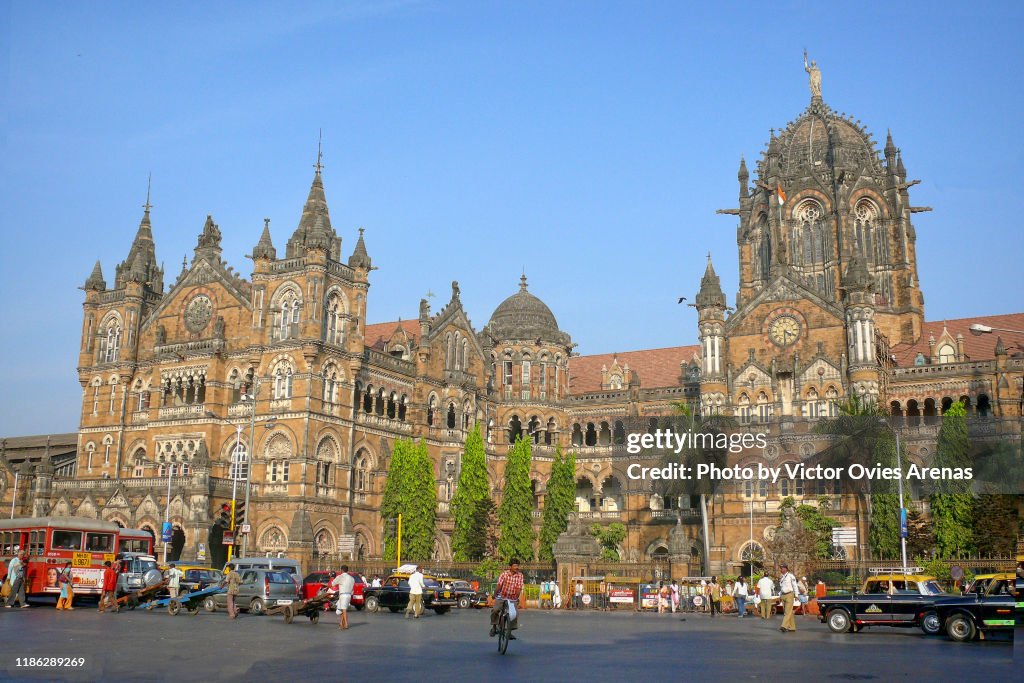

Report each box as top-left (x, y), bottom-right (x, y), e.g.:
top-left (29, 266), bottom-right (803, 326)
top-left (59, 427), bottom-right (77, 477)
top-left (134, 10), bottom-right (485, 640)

top-left (330, 565), bottom-right (356, 630)
top-left (166, 563), bottom-right (184, 599)
top-left (732, 576), bottom-right (749, 617)
top-left (778, 564), bottom-right (799, 632)
top-left (756, 573), bottom-right (775, 620)
top-left (406, 565), bottom-right (425, 618)
top-left (371, 575), bottom-right (382, 588)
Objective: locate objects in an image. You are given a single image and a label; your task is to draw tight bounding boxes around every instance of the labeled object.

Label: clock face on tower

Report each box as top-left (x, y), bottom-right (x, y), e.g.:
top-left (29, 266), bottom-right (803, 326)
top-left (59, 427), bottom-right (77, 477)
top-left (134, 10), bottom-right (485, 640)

top-left (768, 314), bottom-right (801, 347)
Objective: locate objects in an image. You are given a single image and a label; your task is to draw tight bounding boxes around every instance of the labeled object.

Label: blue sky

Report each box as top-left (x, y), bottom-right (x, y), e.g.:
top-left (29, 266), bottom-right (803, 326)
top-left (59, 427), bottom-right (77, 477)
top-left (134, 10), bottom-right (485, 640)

top-left (2, 1), bottom-right (1022, 436)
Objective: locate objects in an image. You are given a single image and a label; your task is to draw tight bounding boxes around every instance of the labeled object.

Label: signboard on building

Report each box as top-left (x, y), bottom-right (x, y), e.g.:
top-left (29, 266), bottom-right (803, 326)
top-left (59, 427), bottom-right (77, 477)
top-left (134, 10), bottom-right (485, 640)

top-left (832, 527), bottom-right (857, 546)
top-left (337, 535), bottom-right (356, 555)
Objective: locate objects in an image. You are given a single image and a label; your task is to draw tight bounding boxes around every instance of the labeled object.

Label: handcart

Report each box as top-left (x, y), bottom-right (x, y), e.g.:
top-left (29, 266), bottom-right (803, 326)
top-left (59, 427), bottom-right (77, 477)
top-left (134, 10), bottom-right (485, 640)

top-left (143, 584), bottom-right (225, 616)
top-left (273, 588), bottom-right (335, 625)
top-left (115, 580), bottom-right (168, 611)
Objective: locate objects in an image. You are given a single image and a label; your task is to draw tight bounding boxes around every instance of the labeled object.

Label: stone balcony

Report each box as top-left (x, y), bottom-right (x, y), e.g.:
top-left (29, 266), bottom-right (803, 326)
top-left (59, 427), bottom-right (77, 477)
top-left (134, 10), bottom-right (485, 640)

top-left (157, 404), bottom-right (207, 420)
top-left (356, 412), bottom-right (413, 434)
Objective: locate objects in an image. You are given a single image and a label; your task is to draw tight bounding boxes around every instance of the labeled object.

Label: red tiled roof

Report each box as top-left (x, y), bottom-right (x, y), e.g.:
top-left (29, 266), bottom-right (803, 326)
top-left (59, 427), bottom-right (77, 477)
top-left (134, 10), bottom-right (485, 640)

top-left (890, 313), bottom-right (1024, 366)
top-left (568, 345), bottom-right (700, 394)
top-left (364, 319), bottom-right (420, 351)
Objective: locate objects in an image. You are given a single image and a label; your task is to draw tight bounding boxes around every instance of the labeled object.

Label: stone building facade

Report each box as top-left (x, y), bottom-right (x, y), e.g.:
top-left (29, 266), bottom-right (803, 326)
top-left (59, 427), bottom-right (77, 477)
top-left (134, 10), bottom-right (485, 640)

top-left (2, 70), bottom-right (1022, 575)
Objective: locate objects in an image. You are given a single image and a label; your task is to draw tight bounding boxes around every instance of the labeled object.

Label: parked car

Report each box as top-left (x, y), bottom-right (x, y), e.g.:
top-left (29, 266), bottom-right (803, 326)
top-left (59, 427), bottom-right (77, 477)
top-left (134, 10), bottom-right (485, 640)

top-left (301, 571), bottom-right (366, 609)
top-left (932, 574), bottom-right (1019, 641)
top-left (362, 572), bottom-right (456, 614)
top-left (180, 567), bottom-right (223, 595)
top-left (208, 568), bottom-right (300, 615)
top-left (817, 573), bottom-right (949, 635)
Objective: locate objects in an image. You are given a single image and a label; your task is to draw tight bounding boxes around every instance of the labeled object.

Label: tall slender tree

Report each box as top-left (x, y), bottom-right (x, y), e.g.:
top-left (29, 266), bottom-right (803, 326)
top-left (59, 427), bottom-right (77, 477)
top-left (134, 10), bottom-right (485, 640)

top-left (380, 439), bottom-right (437, 562)
top-left (539, 446), bottom-right (576, 561)
top-left (868, 432), bottom-right (902, 560)
top-left (498, 436), bottom-right (536, 561)
top-left (451, 424), bottom-right (489, 561)
top-left (380, 439), bottom-right (411, 561)
top-left (930, 401), bottom-right (974, 556)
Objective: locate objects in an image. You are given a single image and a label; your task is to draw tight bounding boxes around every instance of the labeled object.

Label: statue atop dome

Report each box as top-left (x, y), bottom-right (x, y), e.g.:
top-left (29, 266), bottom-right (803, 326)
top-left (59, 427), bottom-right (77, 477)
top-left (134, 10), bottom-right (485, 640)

top-left (803, 49), bottom-right (821, 100)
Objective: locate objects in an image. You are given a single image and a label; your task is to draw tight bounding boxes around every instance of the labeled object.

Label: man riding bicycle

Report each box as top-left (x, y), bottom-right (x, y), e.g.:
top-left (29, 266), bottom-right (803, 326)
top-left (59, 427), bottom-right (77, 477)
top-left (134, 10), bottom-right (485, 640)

top-left (489, 558), bottom-right (524, 639)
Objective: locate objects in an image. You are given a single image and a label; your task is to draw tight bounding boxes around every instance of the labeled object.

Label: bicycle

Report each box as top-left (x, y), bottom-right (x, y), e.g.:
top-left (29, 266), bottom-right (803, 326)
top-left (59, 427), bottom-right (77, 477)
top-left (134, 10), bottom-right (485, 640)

top-left (495, 598), bottom-right (517, 655)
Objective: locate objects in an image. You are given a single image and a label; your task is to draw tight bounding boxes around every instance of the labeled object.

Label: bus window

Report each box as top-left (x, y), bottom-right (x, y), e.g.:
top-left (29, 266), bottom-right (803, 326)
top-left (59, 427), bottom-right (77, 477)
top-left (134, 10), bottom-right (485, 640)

top-left (85, 533), bottom-right (114, 552)
top-left (52, 530), bottom-right (83, 551)
top-left (30, 531), bottom-right (45, 556)
top-left (1, 531), bottom-right (10, 554)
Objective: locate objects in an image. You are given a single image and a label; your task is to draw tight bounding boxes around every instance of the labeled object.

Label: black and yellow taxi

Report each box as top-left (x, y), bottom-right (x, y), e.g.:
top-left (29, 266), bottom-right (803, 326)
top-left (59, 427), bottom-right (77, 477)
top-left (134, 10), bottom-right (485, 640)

top-left (931, 572), bottom-right (1020, 641)
top-left (362, 569), bottom-right (457, 615)
top-left (817, 572), bottom-right (949, 635)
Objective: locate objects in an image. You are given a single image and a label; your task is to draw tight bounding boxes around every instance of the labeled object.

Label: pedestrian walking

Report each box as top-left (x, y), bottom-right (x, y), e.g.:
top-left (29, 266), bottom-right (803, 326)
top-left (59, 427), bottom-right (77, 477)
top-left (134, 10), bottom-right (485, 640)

top-left (658, 582), bottom-right (669, 614)
top-left (406, 565), bottom-right (425, 618)
top-left (223, 563), bottom-right (241, 619)
top-left (756, 573), bottom-right (774, 620)
top-left (56, 565), bottom-right (74, 610)
top-left (797, 576), bottom-right (810, 618)
top-left (778, 564), bottom-right (798, 632)
top-left (574, 580), bottom-right (584, 609)
top-left (330, 565), bottom-right (355, 630)
top-left (166, 563), bottom-right (184, 599)
top-left (670, 580), bottom-right (680, 613)
top-left (4, 551), bottom-right (29, 609)
top-left (732, 576), bottom-right (749, 617)
top-left (97, 560), bottom-right (118, 613)
top-left (706, 577), bottom-right (721, 618)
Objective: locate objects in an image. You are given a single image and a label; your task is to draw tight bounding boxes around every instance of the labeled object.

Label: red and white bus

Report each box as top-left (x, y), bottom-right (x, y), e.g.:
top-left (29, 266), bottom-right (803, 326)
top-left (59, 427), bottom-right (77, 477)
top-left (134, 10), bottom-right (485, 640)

top-left (0, 517), bottom-right (154, 598)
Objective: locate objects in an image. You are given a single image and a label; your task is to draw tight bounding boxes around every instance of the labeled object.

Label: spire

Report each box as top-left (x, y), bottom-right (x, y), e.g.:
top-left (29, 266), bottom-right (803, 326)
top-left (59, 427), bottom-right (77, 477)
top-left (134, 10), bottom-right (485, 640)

top-left (194, 214), bottom-right (223, 259)
top-left (895, 149), bottom-right (906, 177)
top-left (519, 273), bottom-right (529, 291)
top-left (695, 254), bottom-right (726, 309)
top-left (737, 157), bottom-right (749, 198)
top-left (995, 336), bottom-right (1006, 356)
top-left (252, 218), bottom-right (277, 260)
top-left (84, 260), bottom-right (106, 291)
top-left (115, 184), bottom-right (164, 292)
top-left (286, 154), bottom-right (339, 259)
top-left (884, 129), bottom-right (897, 165)
top-left (348, 226), bottom-right (371, 269)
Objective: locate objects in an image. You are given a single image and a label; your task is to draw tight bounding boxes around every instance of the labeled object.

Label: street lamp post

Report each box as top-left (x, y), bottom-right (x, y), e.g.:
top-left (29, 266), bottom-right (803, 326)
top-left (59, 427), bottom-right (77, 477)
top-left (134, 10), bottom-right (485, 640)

top-left (227, 425), bottom-right (243, 563)
top-left (10, 471), bottom-right (18, 519)
top-left (162, 459), bottom-right (174, 564)
top-left (240, 378), bottom-right (260, 558)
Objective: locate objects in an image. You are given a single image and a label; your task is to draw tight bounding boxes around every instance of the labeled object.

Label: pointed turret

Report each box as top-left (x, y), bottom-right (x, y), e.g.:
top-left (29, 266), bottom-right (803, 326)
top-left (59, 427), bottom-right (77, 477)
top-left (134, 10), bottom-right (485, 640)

top-left (286, 166), bottom-right (340, 259)
top-left (895, 149), bottom-right (906, 178)
top-left (115, 198), bottom-right (163, 292)
top-left (348, 227), bottom-right (371, 269)
top-left (695, 254), bottom-right (727, 309)
top-left (84, 261), bottom-right (106, 291)
top-left (252, 218), bottom-right (277, 261)
top-left (194, 214), bottom-right (223, 260)
top-left (737, 157), bottom-right (749, 199)
top-left (884, 129), bottom-right (897, 168)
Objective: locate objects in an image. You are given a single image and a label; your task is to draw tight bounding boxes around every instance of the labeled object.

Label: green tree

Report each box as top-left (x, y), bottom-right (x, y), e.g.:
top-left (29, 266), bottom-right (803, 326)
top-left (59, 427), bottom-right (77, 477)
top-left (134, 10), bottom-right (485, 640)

top-left (380, 439), bottom-right (437, 562)
top-left (868, 432), bottom-right (902, 560)
top-left (906, 507), bottom-right (935, 559)
top-left (451, 424), bottom-right (489, 560)
top-left (403, 439), bottom-right (438, 561)
top-left (930, 402), bottom-right (974, 556)
top-left (466, 495), bottom-right (499, 560)
top-left (539, 446), bottom-right (576, 561)
top-left (971, 494), bottom-right (1019, 557)
top-left (380, 439), bottom-right (412, 561)
top-left (498, 436), bottom-right (536, 561)
top-left (590, 522), bottom-right (627, 561)
top-left (766, 496), bottom-right (839, 568)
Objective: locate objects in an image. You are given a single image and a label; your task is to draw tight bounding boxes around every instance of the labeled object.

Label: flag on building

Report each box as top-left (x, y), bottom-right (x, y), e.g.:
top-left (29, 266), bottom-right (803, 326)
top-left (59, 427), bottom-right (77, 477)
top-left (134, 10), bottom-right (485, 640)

top-left (776, 184), bottom-right (787, 206)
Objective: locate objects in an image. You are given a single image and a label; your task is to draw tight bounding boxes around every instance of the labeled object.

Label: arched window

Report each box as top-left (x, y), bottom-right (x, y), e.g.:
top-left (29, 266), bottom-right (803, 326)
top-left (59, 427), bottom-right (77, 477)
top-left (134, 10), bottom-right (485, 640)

top-left (853, 200), bottom-right (877, 262)
top-left (98, 315), bottom-right (122, 364)
top-left (446, 403), bottom-right (456, 429)
top-left (937, 344), bottom-right (955, 364)
top-left (755, 214), bottom-right (771, 280)
top-left (805, 388), bottom-right (820, 418)
top-left (398, 395), bottom-right (408, 421)
top-left (613, 421), bottom-right (625, 445)
top-left (509, 415), bottom-right (523, 442)
top-left (131, 447), bottom-right (146, 478)
top-left (427, 394), bottom-right (437, 427)
top-left (275, 286), bottom-right (302, 340)
top-left (445, 334), bottom-right (453, 370)
top-left (825, 386), bottom-right (839, 416)
top-left (273, 362), bottom-right (294, 399)
top-left (322, 363), bottom-right (340, 405)
top-left (316, 438), bottom-right (336, 486)
top-left (737, 393), bottom-right (751, 424)
top-left (354, 450), bottom-right (371, 492)
top-left (323, 291), bottom-right (346, 346)
top-left (230, 441), bottom-right (248, 481)
top-left (571, 423), bottom-right (583, 446)
top-left (585, 423), bottom-right (597, 447)
top-left (460, 338), bottom-right (468, 370)
top-left (102, 435), bottom-right (113, 466)
top-left (521, 355), bottom-right (531, 400)
top-left (756, 392), bottom-right (772, 423)
top-left (85, 442), bottom-right (96, 470)
top-left (108, 376), bottom-right (119, 414)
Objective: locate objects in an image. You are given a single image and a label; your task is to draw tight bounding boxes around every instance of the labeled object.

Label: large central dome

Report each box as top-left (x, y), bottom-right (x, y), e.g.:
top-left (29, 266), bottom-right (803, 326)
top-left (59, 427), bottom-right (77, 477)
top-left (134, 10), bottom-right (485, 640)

top-left (487, 276), bottom-right (567, 343)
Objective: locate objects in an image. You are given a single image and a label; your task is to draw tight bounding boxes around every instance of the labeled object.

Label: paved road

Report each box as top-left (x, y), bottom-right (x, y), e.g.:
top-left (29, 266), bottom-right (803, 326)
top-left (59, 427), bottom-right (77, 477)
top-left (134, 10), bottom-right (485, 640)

top-left (0, 601), bottom-right (1016, 682)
